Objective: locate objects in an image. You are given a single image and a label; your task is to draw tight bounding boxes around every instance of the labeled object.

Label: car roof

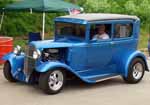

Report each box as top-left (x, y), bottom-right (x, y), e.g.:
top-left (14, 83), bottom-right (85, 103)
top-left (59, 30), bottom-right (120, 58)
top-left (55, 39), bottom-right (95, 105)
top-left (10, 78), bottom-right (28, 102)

top-left (59, 13), bottom-right (139, 22)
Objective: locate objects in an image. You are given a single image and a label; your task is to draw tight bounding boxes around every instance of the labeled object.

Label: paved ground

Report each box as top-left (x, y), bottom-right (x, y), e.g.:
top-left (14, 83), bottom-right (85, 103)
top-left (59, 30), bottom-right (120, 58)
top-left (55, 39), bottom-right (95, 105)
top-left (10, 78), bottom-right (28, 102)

top-left (0, 64), bottom-right (150, 105)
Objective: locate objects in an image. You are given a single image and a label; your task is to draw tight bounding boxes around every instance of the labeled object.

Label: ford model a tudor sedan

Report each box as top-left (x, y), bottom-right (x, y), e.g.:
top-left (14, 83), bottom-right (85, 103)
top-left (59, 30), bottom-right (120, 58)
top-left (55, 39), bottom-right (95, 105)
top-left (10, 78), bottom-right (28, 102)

top-left (3, 13), bottom-right (149, 94)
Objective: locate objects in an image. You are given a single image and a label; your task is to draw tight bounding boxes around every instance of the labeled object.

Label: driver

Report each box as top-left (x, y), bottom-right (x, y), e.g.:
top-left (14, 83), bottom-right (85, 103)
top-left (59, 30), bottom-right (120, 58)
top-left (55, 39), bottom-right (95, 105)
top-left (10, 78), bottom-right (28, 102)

top-left (92, 24), bottom-right (110, 40)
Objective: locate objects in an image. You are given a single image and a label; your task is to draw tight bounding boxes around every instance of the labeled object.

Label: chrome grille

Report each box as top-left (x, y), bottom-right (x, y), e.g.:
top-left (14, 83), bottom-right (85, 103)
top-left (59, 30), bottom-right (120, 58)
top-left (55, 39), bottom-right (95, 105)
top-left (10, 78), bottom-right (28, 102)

top-left (24, 45), bottom-right (36, 76)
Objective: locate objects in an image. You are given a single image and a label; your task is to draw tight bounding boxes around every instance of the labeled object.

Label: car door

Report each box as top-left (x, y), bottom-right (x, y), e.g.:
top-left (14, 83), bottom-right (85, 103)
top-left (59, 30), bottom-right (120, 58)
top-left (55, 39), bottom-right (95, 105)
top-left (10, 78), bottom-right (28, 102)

top-left (86, 23), bottom-right (117, 75)
top-left (111, 20), bottom-right (136, 74)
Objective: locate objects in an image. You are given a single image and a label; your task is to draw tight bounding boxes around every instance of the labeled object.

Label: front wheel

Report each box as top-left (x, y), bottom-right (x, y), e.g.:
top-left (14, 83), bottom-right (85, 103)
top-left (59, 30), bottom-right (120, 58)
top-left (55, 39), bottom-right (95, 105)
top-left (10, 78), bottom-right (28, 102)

top-left (39, 69), bottom-right (65, 94)
top-left (3, 61), bottom-right (17, 82)
top-left (123, 58), bottom-right (145, 84)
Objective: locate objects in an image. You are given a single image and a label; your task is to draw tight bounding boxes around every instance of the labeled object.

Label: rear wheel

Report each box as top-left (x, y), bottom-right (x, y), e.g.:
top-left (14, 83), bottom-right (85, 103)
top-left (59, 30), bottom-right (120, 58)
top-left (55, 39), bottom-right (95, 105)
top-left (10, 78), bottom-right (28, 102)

top-left (39, 69), bottom-right (65, 94)
top-left (3, 61), bottom-right (17, 82)
top-left (123, 58), bottom-right (145, 84)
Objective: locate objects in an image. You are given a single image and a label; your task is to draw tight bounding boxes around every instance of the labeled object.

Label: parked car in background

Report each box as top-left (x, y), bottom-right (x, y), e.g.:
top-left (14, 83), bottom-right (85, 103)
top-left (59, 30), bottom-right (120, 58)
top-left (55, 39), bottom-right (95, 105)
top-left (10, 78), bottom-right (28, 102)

top-left (3, 13), bottom-right (149, 94)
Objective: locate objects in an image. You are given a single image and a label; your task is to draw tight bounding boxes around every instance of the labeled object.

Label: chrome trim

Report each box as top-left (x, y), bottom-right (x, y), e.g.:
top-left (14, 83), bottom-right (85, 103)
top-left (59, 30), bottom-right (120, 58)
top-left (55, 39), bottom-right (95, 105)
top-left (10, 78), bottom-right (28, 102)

top-left (24, 45), bottom-right (36, 77)
top-left (48, 70), bottom-right (64, 91)
top-left (96, 75), bottom-right (120, 82)
top-left (132, 63), bottom-right (143, 80)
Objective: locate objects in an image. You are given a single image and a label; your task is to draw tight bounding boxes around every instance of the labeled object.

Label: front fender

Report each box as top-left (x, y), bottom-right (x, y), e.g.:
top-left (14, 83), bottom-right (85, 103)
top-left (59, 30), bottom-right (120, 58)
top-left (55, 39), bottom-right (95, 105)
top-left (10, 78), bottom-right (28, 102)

top-left (3, 52), bottom-right (15, 62)
top-left (3, 53), bottom-right (24, 69)
top-left (36, 61), bottom-right (73, 73)
top-left (35, 61), bottom-right (92, 83)
top-left (124, 50), bottom-right (148, 77)
top-left (2, 52), bottom-right (26, 81)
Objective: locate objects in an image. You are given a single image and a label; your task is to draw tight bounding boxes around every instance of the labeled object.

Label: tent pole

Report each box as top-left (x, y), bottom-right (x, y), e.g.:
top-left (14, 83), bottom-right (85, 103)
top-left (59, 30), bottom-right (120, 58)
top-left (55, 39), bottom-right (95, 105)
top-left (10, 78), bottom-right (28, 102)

top-left (42, 12), bottom-right (45, 40)
top-left (0, 12), bottom-right (4, 31)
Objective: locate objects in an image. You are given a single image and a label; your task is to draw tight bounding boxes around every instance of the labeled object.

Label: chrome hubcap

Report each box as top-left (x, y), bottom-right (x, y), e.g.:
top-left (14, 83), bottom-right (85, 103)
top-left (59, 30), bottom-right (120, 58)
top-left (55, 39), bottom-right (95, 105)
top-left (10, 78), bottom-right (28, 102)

top-left (132, 63), bottom-right (143, 80)
top-left (48, 70), bottom-right (63, 91)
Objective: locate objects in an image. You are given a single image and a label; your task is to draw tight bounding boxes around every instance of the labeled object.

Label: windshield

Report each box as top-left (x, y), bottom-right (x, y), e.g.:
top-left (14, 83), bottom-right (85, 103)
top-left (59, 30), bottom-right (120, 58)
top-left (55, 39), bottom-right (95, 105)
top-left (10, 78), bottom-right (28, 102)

top-left (55, 22), bottom-right (86, 41)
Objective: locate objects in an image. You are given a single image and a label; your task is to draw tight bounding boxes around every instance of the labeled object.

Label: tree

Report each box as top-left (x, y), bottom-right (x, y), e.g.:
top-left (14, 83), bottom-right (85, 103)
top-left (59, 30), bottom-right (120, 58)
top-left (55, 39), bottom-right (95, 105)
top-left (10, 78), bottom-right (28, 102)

top-left (71, 0), bottom-right (77, 3)
top-left (0, 0), bottom-right (150, 36)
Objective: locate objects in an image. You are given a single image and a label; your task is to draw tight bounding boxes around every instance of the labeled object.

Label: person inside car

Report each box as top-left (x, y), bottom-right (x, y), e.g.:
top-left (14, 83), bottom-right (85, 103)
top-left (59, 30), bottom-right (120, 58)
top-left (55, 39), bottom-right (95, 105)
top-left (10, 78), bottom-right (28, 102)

top-left (92, 24), bottom-right (110, 40)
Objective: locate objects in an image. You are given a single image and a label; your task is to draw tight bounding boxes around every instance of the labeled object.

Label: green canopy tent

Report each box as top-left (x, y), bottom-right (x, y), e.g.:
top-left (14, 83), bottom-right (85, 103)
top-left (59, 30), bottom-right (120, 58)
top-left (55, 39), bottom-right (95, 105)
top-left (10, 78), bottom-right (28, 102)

top-left (0, 0), bottom-right (82, 40)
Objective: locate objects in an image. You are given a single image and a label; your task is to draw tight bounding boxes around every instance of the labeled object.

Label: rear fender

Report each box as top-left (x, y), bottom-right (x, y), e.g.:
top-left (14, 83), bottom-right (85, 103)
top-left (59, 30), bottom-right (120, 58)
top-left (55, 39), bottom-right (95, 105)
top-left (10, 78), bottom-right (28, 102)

top-left (123, 51), bottom-right (148, 77)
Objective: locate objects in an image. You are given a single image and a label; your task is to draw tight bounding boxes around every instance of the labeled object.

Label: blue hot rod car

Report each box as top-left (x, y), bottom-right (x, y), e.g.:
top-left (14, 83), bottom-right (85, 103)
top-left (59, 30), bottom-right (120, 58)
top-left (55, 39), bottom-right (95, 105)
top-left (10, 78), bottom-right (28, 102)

top-left (3, 13), bottom-right (149, 94)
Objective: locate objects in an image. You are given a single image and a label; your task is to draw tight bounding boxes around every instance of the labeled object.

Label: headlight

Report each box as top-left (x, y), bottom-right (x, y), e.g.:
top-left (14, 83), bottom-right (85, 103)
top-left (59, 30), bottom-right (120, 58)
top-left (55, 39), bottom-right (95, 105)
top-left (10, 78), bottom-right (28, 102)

top-left (33, 49), bottom-right (41, 59)
top-left (13, 45), bottom-right (21, 55)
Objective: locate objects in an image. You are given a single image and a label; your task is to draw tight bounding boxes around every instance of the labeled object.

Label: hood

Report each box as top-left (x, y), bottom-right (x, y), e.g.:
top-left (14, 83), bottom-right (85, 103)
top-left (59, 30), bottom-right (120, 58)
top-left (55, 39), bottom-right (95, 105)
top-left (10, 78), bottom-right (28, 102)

top-left (30, 40), bottom-right (74, 49)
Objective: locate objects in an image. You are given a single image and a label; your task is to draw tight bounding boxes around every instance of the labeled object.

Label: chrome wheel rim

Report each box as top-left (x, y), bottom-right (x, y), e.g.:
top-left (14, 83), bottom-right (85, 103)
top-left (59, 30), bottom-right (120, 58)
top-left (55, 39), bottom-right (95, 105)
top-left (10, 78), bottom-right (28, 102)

top-left (48, 70), bottom-right (63, 91)
top-left (132, 63), bottom-right (143, 80)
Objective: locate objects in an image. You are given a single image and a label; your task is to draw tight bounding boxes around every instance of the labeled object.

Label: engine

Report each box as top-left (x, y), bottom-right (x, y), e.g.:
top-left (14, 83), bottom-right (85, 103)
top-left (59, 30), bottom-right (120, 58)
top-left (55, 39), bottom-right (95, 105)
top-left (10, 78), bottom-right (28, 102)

top-left (42, 48), bottom-right (60, 61)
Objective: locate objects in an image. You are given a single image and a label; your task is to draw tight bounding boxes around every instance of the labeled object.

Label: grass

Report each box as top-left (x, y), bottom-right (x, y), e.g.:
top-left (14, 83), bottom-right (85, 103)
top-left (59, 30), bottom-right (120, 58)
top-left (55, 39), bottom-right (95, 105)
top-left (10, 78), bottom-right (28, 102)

top-left (13, 33), bottom-right (53, 49)
top-left (14, 39), bottom-right (27, 48)
top-left (138, 29), bottom-right (149, 49)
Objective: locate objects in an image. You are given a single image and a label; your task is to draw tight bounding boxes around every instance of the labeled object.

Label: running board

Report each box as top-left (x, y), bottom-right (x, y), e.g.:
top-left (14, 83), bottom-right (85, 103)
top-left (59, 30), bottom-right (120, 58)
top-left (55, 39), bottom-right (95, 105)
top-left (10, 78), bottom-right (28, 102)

top-left (87, 74), bottom-right (120, 83)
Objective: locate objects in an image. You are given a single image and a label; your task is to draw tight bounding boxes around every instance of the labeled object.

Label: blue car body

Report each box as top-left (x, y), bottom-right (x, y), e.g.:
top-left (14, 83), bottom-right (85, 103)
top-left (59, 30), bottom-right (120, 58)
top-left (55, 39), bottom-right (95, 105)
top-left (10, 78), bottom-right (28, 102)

top-left (3, 13), bottom-right (149, 83)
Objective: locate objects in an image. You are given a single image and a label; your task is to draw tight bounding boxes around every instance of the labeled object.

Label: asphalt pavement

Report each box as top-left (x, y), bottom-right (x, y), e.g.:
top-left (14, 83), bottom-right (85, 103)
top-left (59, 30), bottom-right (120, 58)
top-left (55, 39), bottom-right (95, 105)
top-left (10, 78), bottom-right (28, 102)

top-left (0, 62), bottom-right (150, 105)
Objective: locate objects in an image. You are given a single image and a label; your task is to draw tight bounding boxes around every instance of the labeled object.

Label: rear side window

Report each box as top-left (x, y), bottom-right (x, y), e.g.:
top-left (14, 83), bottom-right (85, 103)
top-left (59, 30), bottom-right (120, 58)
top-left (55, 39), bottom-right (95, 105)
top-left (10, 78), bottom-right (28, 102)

top-left (114, 23), bottom-right (133, 38)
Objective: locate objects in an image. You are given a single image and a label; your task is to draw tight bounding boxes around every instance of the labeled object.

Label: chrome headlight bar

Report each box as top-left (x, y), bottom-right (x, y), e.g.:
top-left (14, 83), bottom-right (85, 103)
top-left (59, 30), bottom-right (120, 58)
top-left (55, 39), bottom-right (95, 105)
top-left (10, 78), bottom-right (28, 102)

top-left (33, 49), bottom-right (41, 59)
top-left (13, 45), bottom-right (21, 55)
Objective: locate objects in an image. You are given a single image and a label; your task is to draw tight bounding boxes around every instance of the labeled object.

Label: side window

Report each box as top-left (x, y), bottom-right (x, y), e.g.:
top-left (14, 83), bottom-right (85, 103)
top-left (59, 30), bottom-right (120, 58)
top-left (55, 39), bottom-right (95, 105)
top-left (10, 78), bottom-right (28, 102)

top-left (90, 24), bottom-right (112, 40)
top-left (114, 23), bottom-right (133, 38)
top-left (56, 22), bottom-right (86, 39)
